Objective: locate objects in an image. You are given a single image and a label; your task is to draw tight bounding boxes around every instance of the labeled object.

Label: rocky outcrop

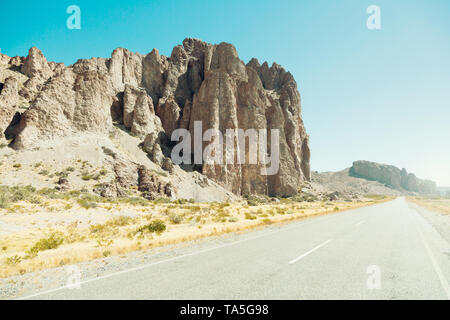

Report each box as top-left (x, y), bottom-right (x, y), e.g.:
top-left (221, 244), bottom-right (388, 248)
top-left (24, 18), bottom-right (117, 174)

top-left (138, 39), bottom-right (310, 196)
top-left (0, 77), bottom-right (23, 142)
top-left (137, 166), bottom-right (174, 200)
top-left (0, 38), bottom-right (310, 197)
top-left (349, 160), bottom-right (437, 194)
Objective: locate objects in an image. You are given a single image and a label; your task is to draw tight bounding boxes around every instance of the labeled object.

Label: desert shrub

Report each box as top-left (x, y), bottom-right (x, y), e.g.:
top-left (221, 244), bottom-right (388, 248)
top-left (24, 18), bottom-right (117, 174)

top-left (188, 205), bottom-right (201, 213)
top-left (13, 163), bottom-right (22, 168)
top-left (37, 187), bottom-right (58, 198)
top-left (365, 194), bottom-right (386, 201)
top-left (81, 174), bottom-right (93, 181)
top-left (90, 223), bottom-right (109, 234)
top-left (137, 220), bottom-right (166, 234)
top-left (244, 194), bottom-right (270, 206)
top-left (228, 217), bottom-right (238, 223)
top-left (65, 222), bottom-right (84, 243)
top-left (0, 192), bottom-right (10, 209)
top-left (107, 215), bottom-right (134, 227)
top-left (77, 195), bottom-right (98, 209)
top-left (245, 212), bottom-right (256, 220)
top-left (217, 202), bottom-right (230, 209)
top-left (38, 169), bottom-right (50, 176)
top-left (67, 190), bottom-right (82, 197)
top-left (168, 212), bottom-right (183, 224)
top-left (120, 197), bottom-right (149, 206)
top-left (0, 185), bottom-right (38, 207)
top-left (55, 171), bottom-right (68, 178)
top-left (10, 185), bottom-right (36, 202)
top-left (153, 197), bottom-right (171, 204)
top-left (173, 198), bottom-right (196, 204)
top-left (292, 193), bottom-right (319, 202)
top-left (26, 233), bottom-right (64, 257)
top-left (4, 255), bottom-right (22, 265)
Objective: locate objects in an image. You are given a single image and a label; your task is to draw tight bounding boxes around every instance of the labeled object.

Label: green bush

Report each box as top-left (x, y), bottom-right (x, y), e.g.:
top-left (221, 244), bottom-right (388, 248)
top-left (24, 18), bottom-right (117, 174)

top-left (138, 220), bottom-right (166, 234)
top-left (26, 233), bottom-right (64, 257)
top-left (0, 185), bottom-right (37, 207)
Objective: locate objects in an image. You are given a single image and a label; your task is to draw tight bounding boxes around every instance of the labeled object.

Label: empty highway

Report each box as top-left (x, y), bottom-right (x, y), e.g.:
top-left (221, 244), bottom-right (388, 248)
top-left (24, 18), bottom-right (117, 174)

top-left (19, 198), bottom-right (450, 300)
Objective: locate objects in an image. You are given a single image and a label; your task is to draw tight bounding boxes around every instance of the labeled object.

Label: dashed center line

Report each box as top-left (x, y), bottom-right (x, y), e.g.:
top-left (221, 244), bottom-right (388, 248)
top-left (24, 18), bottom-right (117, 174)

top-left (289, 239), bottom-right (332, 265)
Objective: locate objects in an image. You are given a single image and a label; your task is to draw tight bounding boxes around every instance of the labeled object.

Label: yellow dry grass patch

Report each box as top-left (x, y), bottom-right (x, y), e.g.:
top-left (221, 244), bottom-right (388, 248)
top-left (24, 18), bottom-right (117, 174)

top-left (408, 197), bottom-right (450, 215)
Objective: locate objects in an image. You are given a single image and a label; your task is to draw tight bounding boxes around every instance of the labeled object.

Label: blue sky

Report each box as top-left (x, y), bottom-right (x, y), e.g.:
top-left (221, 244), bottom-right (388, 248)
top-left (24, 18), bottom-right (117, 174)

top-left (1, 0), bottom-right (449, 185)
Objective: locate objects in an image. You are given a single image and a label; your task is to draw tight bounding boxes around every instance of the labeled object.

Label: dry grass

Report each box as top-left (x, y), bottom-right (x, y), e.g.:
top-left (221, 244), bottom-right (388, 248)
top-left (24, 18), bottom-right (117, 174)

top-left (408, 197), bottom-right (450, 215)
top-left (0, 193), bottom-right (392, 278)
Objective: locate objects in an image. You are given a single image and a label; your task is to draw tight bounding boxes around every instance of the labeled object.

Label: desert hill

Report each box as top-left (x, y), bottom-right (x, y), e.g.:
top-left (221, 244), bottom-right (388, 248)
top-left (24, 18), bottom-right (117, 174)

top-left (0, 39), bottom-right (310, 200)
top-left (311, 161), bottom-right (438, 198)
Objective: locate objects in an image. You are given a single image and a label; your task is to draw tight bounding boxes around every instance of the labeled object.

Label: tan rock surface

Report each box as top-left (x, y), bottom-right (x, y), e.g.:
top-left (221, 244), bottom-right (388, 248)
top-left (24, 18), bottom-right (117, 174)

top-left (0, 38), bottom-right (310, 198)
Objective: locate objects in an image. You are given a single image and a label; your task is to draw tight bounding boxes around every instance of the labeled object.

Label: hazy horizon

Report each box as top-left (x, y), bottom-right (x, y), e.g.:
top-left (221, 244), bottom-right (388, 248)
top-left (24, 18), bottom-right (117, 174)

top-left (1, 0), bottom-right (449, 185)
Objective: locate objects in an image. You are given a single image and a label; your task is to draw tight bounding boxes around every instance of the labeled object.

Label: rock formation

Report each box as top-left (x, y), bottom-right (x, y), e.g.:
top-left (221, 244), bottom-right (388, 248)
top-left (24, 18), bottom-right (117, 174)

top-left (349, 160), bottom-right (437, 194)
top-left (0, 39), bottom-right (311, 197)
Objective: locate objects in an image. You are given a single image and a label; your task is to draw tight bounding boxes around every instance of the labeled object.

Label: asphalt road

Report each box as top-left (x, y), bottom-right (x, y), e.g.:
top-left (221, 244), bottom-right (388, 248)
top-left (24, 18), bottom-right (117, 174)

top-left (21, 197), bottom-right (450, 299)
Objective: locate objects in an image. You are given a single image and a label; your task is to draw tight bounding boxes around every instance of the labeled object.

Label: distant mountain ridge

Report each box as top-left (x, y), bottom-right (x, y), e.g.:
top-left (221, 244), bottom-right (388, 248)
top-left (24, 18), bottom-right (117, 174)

top-left (349, 160), bottom-right (437, 195)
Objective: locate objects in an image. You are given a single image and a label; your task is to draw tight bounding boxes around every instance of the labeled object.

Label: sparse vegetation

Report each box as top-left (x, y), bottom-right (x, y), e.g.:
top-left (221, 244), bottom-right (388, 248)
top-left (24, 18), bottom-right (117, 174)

top-left (26, 233), bottom-right (64, 257)
top-left (409, 197), bottom-right (450, 215)
top-left (245, 212), bottom-right (256, 220)
top-left (168, 212), bottom-right (183, 224)
top-left (0, 185), bottom-right (38, 208)
top-left (137, 220), bottom-right (166, 234)
top-left (77, 195), bottom-right (98, 209)
top-left (0, 178), bottom-right (387, 278)
top-left (38, 169), bottom-right (50, 176)
top-left (4, 255), bottom-right (22, 266)
top-left (365, 194), bottom-right (388, 201)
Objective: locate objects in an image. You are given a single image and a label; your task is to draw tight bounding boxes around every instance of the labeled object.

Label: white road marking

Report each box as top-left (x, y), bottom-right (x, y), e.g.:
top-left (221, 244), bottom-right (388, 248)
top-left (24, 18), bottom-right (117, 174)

top-left (355, 220), bottom-right (365, 227)
top-left (414, 223), bottom-right (450, 300)
top-left (17, 200), bottom-right (385, 300)
top-left (289, 239), bottom-right (332, 265)
top-left (17, 213), bottom-right (346, 300)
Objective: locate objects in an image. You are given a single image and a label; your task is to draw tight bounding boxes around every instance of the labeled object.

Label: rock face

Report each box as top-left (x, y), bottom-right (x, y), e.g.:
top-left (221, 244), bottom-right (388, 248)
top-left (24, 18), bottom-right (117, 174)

top-left (0, 39), bottom-right (311, 197)
top-left (349, 160), bottom-right (437, 194)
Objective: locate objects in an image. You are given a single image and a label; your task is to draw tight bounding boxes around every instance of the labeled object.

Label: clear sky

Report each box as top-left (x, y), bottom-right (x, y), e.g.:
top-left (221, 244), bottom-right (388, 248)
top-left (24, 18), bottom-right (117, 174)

top-left (1, 0), bottom-right (449, 185)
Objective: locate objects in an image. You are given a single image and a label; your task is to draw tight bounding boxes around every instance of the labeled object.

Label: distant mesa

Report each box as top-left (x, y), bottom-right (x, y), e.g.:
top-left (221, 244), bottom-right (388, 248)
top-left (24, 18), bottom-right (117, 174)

top-left (349, 160), bottom-right (437, 195)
